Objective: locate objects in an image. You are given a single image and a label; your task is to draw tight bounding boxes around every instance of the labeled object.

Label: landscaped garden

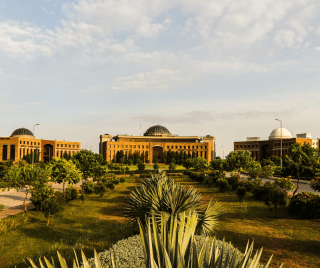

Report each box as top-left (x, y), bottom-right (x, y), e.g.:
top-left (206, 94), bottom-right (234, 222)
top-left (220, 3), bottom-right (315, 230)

top-left (1, 144), bottom-right (320, 267)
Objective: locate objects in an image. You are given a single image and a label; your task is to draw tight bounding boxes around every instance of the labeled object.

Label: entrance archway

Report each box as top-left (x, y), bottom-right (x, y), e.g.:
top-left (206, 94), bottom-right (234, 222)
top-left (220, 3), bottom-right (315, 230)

top-left (152, 146), bottom-right (163, 162)
top-left (43, 144), bottom-right (53, 162)
top-left (261, 145), bottom-right (270, 160)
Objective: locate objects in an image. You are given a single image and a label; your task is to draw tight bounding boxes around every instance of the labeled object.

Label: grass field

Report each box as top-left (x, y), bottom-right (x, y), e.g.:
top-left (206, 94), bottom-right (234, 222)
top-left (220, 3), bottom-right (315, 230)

top-left (110, 164), bottom-right (186, 171)
top-left (1, 174), bottom-right (319, 268)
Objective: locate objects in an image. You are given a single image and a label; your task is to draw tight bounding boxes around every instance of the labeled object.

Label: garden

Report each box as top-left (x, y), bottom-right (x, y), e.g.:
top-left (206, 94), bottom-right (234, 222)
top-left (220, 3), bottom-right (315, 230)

top-left (0, 144), bottom-right (320, 267)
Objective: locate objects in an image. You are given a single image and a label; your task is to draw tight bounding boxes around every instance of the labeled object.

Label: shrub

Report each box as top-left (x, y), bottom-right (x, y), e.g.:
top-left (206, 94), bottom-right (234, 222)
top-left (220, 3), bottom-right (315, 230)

top-left (153, 163), bottom-right (159, 170)
top-left (112, 178), bottom-right (120, 185)
top-left (120, 177), bottom-right (126, 183)
top-left (168, 162), bottom-right (176, 171)
top-left (54, 191), bottom-right (67, 205)
top-left (137, 162), bottom-right (145, 172)
top-left (288, 192), bottom-right (320, 219)
top-left (311, 177), bottom-right (320, 192)
top-left (83, 180), bottom-right (96, 194)
top-left (65, 185), bottom-right (79, 202)
top-left (42, 198), bottom-right (63, 226)
top-left (106, 182), bottom-right (115, 190)
top-left (188, 171), bottom-right (205, 182)
top-left (94, 183), bottom-right (107, 198)
top-left (236, 186), bottom-right (247, 202)
top-left (274, 177), bottom-right (295, 192)
top-left (264, 188), bottom-right (287, 218)
top-left (216, 178), bottom-right (230, 192)
top-left (0, 213), bottom-right (29, 234)
top-left (0, 204), bottom-right (4, 213)
top-left (30, 184), bottom-right (55, 211)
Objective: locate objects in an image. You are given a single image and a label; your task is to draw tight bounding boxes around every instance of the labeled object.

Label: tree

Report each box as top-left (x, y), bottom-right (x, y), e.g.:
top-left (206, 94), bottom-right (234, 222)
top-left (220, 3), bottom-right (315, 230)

top-left (192, 157), bottom-right (209, 172)
top-left (50, 157), bottom-right (82, 192)
top-left (22, 149), bottom-right (41, 164)
top-left (210, 159), bottom-right (227, 175)
top-left (72, 150), bottom-right (102, 192)
top-left (153, 158), bottom-right (159, 164)
top-left (183, 158), bottom-right (193, 170)
top-left (226, 150), bottom-right (253, 181)
top-left (153, 163), bottom-right (159, 170)
top-left (0, 159), bottom-right (13, 179)
top-left (284, 143), bottom-right (320, 196)
top-left (42, 198), bottom-right (63, 226)
top-left (246, 161), bottom-right (275, 183)
top-left (311, 177), bottom-right (320, 192)
top-left (264, 188), bottom-right (287, 218)
top-left (3, 164), bottom-right (49, 214)
top-left (168, 162), bottom-right (176, 171)
top-left (138, 161), bottom-right (145, 172)
top-left (62, 152), bottom-right (72, 161)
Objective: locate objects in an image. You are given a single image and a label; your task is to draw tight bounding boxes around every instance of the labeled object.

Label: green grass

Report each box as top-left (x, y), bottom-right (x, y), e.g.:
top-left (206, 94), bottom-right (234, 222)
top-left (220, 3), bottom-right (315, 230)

top-left (2, 174), bottom-right (319, 268)
top-left (0, 177), bottom-right (141, 268)
top-left (175, 176), bottom-right (320, 268)
top-left (109, 164), bottom-right (186, 172)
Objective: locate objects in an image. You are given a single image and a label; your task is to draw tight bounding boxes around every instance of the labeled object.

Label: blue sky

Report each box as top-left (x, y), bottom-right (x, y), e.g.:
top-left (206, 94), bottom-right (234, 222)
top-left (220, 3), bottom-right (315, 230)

top-left (1, 0), bottom-right (320, 156)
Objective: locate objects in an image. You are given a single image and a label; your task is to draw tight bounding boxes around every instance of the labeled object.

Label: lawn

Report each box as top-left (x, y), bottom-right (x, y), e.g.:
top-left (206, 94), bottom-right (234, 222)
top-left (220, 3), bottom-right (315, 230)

top-left (0, 177), bottom-right (140, 268)
top-left (1, 174), bottom-right (319, 268)
top-left (175, 176), bottom-right (320, 268)
top-left (109, 164), bottom-right (186, 172)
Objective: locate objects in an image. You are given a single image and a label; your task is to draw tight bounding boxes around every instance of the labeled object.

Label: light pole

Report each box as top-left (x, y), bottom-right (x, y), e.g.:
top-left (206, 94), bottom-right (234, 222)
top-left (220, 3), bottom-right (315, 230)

top-left (275, 119), bottom-right (282, 171)
top-left (32, 124), bottom-right (40, 166)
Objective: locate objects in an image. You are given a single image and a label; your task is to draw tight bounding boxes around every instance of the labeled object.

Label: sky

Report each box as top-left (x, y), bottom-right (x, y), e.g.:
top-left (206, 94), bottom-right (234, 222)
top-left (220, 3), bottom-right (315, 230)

top-left (1, 0), bottom-right (320, 157)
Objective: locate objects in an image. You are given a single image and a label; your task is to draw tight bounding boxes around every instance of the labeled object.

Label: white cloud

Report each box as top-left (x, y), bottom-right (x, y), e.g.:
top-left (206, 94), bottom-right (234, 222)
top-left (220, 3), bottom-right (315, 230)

top-left (80, 85), bottom-right (104, 93)
top-left (315, 47), bottom-right (320, 51)
top-left (21, 102), bottom-right (43, 108)
top-left (42, 7), bottom-right (54, 15)
top-left (110, 69), bottom-right (184, 91)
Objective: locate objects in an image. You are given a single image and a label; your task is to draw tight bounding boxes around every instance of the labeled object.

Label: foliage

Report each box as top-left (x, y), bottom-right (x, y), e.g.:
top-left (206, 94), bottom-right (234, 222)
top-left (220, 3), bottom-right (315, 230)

top-left (0, 159), bottom-right (13, 179)
top-left (0, 204), bottom-right (4, 213)
top-left (124, 170), bottom-right (224, 236)
top-left (65, 184), bottom-right (80, 201)
top-left (22, 149), bottom-right (41, 164)
top-left (153, 162), bottom-right (159, 170)
top-left (264, 188), bottom-right (287, 218)
top-left (138, 212), bottom-right (279, 268)
top-left (288, 192), bottom-right (320, 219)
top-left (50, 157), bottom-right (82, 191)
top-left (42, 198), bottom-right (64, 226)
top-left (273, 177), bottom-right (295, 192)
top-left (216, 178), bottom-right (230, 192)
top-left (204, 170), bottom-right (225, 186)
top-left (137, 162), bottom-right (145, 172)
top-left (120, 177), bottom-right (126, 183)
top-left (311, 177), bottom-right (320, 192)
top-left (30, 184), bottom-right (55, 212)
top-left (184, 170), bottom-right (206, 182)
top-left (210, 159), bottom-right (227, 174)
top-left (236, 186), bottom-right (247, 202)
top-left (0, 213), bottom-right (29, 234)
top-left (247, 161), bottom-right (274, 180)
top-left (95, 183), bottom-right (107, 198)
top-left (168, 162), bottom-right (176, 171)
top-left (226, 150), bottom-right (253, 181)
top-left (83, 180), bottom-right (96, 194)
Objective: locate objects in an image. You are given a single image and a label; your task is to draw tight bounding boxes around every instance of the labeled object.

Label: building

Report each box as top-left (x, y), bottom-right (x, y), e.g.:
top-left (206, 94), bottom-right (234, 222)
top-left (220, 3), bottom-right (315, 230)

top-left (0, 127), bottom-right (81, 162)
top-left (234, 128), bottom-right (319, 161)
top-left (99, 125), bottom-right (216, 163)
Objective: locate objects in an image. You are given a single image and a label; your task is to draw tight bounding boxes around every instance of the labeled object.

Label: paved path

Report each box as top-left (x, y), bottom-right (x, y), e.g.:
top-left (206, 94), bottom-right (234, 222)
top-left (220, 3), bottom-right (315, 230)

top-left (0, 182), bottom-right (82, 219)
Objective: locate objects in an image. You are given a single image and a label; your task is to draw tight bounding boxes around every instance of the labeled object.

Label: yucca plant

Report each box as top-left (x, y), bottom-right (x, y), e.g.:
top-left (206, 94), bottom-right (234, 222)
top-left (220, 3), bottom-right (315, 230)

top-left (125, 170), bottom-right (224, 236)
top-left (138, 211), bottom-right (283, 268)
top-left (28, 249), bottom-right (117, 268)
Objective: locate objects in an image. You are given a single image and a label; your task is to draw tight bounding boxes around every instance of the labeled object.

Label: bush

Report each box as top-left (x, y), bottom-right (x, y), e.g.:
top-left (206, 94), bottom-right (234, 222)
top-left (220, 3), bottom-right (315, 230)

top-left (94, 183), bottom-right (107, 198)
top-left (54, 191), bottom-right (67, 205)
top-left (42, 198), bottom-right (64, 226)
top-left (65, 185), bottom-right (79, 202)
top-left (0, 213), bottom-right (29, 234)
top-left (288, 192), bottom-right (320, 219)
top-left (137, 162), bottom-right (145, 172)
top-left (120, 177), bottom-right (126, 183)
top-left (168, 162), bottom-right (176, 171)
top-left (236, 186), bottom-right (247, 202)
top-left (113, 178), bottom-right (120, 185)
top-left (83, 180), bottom-right (96, 194)
top-left (106, 182), bottom-right (115, 190)
top-left (216, 178), bottom-right (230, 192)
top-left (187, 171), bottom-right (205, 182)
top-left (30, 184), bottom-right (55, 211)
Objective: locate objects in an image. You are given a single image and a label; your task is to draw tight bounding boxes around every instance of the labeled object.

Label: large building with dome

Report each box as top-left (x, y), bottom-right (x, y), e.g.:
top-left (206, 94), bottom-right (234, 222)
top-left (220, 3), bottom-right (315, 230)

top-left (234, 128), bottom-right (319, 161)
top-left (99, 125), bottom-right (216, 163)
top-left (0, 127), bottom-right (81, 162)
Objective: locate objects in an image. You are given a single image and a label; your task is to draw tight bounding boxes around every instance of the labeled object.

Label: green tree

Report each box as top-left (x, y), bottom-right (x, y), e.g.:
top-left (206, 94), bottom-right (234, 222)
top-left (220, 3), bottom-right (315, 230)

top-left (42, 198), bottom-right (63, 226)
top-left (192, 157), bottom-right (209, 172)
top-left (153, 158), bottom-right (159, 164)
top-left (22, 149), bottom-right (41, 164)
top-left (72, 150), bottom-right (102, 192)
top-left (183, 158), bottom-right (193, 170)
top-left (210, 159), bottom-right (227, 174)
top-left (0, 159), bottom-right (13, 179)
top-left (153, 163), bottom-right (159, 170)
top-left (50, 157), bottom-right (82, 192)
top-left (168, 162), bottom-right (176, 171)
top-left (138, 161), bottom-right (145, 172)
top-left (226, 150), bottom-right (253, 181)
top-left (284, 143), bottom-right (320, 196)
top-left (311, 177), bottom-right (320, 192)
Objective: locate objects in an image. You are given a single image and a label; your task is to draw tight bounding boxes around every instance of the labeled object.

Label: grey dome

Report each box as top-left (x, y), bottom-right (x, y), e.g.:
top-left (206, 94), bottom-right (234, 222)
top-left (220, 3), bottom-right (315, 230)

top-left (144, 125), bottom-right (171, 136)
top-left (11, 128), bottom-right (34, 137)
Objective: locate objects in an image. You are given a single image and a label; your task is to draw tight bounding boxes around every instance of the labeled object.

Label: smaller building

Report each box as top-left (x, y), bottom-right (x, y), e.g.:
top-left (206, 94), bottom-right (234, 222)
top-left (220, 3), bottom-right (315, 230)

top-left (0, 127), bottom-right (81, 162)
top-left (234, 128), bottom-right (319, 161)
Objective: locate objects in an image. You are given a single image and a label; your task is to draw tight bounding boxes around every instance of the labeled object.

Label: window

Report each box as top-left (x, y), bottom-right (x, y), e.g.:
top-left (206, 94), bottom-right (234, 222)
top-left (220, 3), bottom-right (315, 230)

top-left (20, 141), bottom-right (22, 144)
top-left (65, 144), bottom-right (67, 147)
top-left (69, 145), bottom-right (71, 148)
top-left (200, 146), bottom-right (203, 149)
top-left (176, 146), bottom-right (178, 149)
top-left (180, 146), bottom-right (182, 149)
top-left (184, 146), bottom-right (186, 149)
top-left (77, 145), bottom-right (79, 148)
top-left (167, 146), bottom-right (169, 149)
top-left (244, 145), bottom-right (246, 149)
top-left (240, 145), bottom-right (243, 149)
top-left (188, 146), bottom-right (190, 149)
top-left (38, 142), bottom-right (40, 145)
top-left (146, 145), bottom-right (148, 148)
top-left (255, 144), bottom-right (258, 148)
top-left (125, 145), bottom-right (128, 148)
top-left (31, 142), bottom-right (33, 145)
top-left (248, 144), bottom-right (250, 149)
top-left (196, 146), bottom-right (198, 149)
top-left (236, 145), bottom-right (239, 149)
top-left (192, 146), bottom-right (194, 149)
top-left (134, 145), bottom-right (136, 148)
top-left (142, 145), bottom-right (144, 149)
top-left (171, 146), bottom-right (173, 149)
top-left (73, 145), bottom-right (75, 148)
top-left (205, 146), bottom-right (207, 149)
top-left (138, 145), bottom-right (140, 148)
top-left (130, 145), bottom-right (132, 148)
top-left (285, 142), bottom-right (287, 146)
top-left (27, 141), bottom-right (29, 145)
top-left (58, 144), bottom-right (60, 147)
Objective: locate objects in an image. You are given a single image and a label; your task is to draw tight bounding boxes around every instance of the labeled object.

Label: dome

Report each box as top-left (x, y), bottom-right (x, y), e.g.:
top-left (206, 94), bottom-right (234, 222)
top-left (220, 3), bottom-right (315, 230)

top-left (268, 128), bottom-right (293, 140)
top-left (10, 127), bottom-right (34, 137)
top-left (144, 125), bottom-right (171, 136)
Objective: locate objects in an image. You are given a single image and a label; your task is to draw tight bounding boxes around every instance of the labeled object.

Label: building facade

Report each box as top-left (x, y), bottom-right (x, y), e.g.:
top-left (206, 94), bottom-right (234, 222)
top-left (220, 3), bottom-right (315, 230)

top-left (234, 128), bottom-right (319, 161)
top-left (0, 128), bottom-right (81, 162)
top-left (100, 125), bottom-right (216, 163)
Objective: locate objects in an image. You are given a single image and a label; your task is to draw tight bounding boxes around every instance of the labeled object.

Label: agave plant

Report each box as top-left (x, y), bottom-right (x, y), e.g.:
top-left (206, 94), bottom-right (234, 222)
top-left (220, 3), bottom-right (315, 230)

top-left (138, 211), bottom-right (283, 268)
top-left (28, 249), bottom-right (117, 268)
top-left (125, 170), bottom-right (224, 236)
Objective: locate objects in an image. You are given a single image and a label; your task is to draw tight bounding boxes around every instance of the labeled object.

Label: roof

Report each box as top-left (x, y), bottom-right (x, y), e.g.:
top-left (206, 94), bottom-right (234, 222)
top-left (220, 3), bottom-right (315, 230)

top-left (10, 127), bottom-right (34, 137)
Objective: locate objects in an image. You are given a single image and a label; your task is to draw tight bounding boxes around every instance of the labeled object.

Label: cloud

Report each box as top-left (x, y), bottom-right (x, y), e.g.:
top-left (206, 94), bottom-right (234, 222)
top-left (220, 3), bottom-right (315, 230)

top-left (42, 7), bottom-right (54, 15)
top-left (21, 102), bottom-right (43, 108)
top-left (0, 102), bottom-right (17, 111)
top-left (110, 69), bottom-right (184, 91)
top-left (80, 85), bottom-right (104, 93)
top-left (315, 47), bottom-right (320, 51)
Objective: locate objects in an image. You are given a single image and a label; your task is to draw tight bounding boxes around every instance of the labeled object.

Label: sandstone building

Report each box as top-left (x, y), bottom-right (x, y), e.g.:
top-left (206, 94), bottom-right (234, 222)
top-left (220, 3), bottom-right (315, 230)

top-left (99, 125), bottom-right (216, 163)
top-left (0, 127), bottom-right (81, 162)
top-left (234, 128), bottom-right (319, 161)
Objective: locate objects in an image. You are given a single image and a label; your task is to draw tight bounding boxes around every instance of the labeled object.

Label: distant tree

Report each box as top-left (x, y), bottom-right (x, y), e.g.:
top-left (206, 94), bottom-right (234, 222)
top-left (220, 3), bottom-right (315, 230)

top-left (0, 159), bottom-right (13, 179)
top-left (153, 163), bottom-right (159, 170)
top-left (210, 159), bottom-right (227, 175)
top-left (62, 152), bottom-right (72, 161)
top-left (183, 158), bottom-right (193, 170)
top-left (22, 149), bottom-right (41, 164)
top-left (169, 162), bottom-right (176, 171)
top-left (138, 161), bottom-right (146, 172)
top-left (192, 151), bottom-right (196, 158)
top-left (153, 158), bottom-right (159, 164)
top-left (226, 150), bottom-right (253, 182)
top-left (50, 157), bottom-right (82, 192)
top-left (192, 157), bottom-right (209, 172)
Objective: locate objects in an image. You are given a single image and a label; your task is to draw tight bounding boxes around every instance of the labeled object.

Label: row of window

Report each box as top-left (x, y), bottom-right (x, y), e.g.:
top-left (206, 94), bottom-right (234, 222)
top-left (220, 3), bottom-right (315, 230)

top-left (20, 141), bottom-right (40, 146)
top-left (167, 145), bottom-right (207, 150)
top-left (57, 144), bottom-right (79, 148)
top-left (56, 151), bottom-right (78, 157)
top-left (110, 144), bottom-right (149, 149)
top-left (236, 144), bottom-right (259, 149)
top-left (274, 142), bottom-right (293, 147)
